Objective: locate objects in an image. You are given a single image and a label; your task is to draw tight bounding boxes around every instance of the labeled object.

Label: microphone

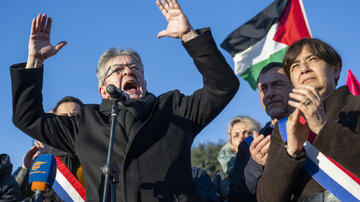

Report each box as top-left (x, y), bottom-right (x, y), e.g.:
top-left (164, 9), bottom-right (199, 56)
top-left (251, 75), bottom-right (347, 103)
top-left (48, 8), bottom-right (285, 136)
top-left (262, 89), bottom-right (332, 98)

top-left (106, 84), bottom-right (130, 103)
top-left (29, 154), bottom-right (57, 202)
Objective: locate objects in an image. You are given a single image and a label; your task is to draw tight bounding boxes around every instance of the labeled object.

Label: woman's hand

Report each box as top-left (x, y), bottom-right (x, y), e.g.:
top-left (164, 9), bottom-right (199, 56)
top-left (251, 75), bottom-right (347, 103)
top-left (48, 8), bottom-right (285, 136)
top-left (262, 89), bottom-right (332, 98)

top-left (288, 85), bottom-right (327, 134)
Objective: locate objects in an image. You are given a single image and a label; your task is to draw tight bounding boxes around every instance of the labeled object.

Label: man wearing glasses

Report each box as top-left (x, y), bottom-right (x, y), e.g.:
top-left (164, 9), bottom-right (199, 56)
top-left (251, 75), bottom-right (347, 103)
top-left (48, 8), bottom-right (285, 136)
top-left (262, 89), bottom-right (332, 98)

top-left (97, 49), bottom-right (147, 100)
top-left (10, 0), bottom-right (239, 201)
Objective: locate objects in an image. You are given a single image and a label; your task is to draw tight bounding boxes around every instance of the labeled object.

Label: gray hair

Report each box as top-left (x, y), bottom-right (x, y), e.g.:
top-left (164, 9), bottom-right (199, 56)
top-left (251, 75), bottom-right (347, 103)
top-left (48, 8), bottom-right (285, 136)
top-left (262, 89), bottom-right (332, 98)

top-left (225, 115), bottom-right (262, 152)
top-left (96, 47), bottom-right (144, 87)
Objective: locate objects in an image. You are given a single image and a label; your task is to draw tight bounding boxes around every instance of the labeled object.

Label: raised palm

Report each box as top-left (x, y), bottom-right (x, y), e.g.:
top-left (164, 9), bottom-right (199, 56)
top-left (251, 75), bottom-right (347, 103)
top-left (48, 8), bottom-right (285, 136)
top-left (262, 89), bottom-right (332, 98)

top-left (28, 14), bottom-right (66, 63)
top-left (156, 0), bottom-right (192, 39)
top-left (286, 109), bottom-right (310, 154)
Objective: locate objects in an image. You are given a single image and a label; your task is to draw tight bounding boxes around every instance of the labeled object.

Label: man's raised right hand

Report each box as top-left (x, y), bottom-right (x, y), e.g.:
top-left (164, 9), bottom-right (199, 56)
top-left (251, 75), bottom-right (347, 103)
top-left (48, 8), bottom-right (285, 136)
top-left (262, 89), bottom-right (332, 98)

top-left (26, 13), bottom-right (67, 69)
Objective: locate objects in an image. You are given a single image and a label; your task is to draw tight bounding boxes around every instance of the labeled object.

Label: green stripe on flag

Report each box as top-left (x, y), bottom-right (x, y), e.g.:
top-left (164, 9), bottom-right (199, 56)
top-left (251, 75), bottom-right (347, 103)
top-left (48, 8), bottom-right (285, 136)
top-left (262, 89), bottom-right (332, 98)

top-left (240, 47), bottom-right (288, 90)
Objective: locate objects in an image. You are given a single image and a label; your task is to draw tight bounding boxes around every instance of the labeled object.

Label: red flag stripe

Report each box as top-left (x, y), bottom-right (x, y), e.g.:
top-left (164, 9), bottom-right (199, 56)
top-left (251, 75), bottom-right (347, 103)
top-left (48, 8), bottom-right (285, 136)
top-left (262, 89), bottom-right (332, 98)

top-left (346, 69), bottom-right (360, 96)
top-left (55, 157), bottom-right (86, 200)
top-left (273, 0), bottom-right (311, 45)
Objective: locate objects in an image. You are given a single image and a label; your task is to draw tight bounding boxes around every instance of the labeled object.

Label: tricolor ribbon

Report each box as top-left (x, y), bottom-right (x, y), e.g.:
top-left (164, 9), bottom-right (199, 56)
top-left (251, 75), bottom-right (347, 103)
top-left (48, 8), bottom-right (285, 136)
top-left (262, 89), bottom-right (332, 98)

top-left (278, 118), bottom-right (360, 201)
top-left (52, 157), bottom-right (86, 202)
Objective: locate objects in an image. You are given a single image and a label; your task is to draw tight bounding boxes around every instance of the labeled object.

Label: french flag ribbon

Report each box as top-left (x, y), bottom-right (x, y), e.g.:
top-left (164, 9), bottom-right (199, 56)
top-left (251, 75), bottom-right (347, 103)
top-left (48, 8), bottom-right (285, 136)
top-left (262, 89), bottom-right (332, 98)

top-left (52, 157), bottom-right (86, 202)
top-left (278, 117), bottom-right (360, 201)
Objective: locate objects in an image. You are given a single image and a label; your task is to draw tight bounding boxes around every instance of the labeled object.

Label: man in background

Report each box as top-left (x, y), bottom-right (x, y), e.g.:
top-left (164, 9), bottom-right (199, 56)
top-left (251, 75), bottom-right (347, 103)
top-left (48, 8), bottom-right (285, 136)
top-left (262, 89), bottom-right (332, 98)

top-left (229, 62), bottom-right (293, 201)
top-left (14, 96), bottom-right (84, 201)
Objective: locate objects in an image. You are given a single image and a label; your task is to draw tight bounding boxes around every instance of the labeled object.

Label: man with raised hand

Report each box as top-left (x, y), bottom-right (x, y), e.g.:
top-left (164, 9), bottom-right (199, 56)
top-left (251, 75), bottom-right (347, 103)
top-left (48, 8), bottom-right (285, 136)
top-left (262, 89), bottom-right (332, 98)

top-left (10, 0), bottom-right (239, 201)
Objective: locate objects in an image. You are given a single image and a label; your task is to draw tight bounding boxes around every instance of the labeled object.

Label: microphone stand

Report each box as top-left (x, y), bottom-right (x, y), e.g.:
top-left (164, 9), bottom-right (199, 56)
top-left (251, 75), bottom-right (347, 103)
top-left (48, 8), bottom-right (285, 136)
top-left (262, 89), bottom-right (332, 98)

top-left (101, 98), bottom-right (121, 202)
top-left (34, 190), bottom-right (44, 202)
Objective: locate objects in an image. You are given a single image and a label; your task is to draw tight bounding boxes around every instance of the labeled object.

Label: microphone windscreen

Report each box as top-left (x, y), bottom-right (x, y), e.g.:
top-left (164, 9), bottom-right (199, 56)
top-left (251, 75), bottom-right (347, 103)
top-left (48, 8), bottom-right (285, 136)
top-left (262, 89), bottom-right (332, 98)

top-left (29, 154), bottom-right (57, 191)
top-left (106, 84), bottom-right (116, 95)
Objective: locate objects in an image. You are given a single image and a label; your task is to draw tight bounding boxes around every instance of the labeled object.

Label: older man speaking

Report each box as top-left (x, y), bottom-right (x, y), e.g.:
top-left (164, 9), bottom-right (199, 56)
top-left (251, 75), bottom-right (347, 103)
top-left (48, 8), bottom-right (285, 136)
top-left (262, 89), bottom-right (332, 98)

top-left (10, 0), bottom-right (239, 201)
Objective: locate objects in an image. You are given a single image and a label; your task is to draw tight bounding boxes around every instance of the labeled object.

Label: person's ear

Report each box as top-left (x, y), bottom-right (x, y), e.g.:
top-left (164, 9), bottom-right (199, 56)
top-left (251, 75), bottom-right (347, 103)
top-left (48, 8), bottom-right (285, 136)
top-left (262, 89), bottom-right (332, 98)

top-left (99, 86), bottom-right (109, 99)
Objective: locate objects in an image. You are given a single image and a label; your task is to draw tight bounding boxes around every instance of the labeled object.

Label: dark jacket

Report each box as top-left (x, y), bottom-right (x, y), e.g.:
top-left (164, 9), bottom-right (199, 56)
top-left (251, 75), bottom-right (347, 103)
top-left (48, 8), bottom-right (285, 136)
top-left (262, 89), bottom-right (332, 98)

top-left (212, 171), bottom-right (229, 202)
top-left (228, 122), bottom-right (273, 202)
top-left (0, 154), bottom-right (21, 202)
top-left (13, 167), bottom-right (33, 200)
top-left (257, 86), bottom-right (360, 201)
top-left (11, 28), bottom-right (239, 202)
top-left (192, 167), bottom-right (219, 202)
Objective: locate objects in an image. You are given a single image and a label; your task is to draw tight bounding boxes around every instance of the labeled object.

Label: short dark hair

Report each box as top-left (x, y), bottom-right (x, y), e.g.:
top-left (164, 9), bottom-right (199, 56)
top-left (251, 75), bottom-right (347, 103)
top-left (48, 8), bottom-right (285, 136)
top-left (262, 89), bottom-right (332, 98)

top-left (257, 62), bottom-right (283, 84)
top-left (283, 38), bottom-right (342, 85)
top-left (52, 96), bottom-right (83, 113)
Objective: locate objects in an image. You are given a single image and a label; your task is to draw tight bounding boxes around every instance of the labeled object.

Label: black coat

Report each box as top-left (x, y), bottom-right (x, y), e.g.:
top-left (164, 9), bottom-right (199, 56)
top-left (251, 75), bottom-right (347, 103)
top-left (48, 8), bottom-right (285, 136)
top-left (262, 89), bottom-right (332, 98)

top-left (11, 28), bottom-right (239, 202)
top-left (0, 154), bottom-right (21, 202)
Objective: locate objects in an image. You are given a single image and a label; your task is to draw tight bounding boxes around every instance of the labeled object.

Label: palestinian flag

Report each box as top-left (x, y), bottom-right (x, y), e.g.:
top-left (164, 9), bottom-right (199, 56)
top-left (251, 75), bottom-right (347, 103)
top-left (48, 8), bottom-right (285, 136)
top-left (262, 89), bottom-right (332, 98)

top-left (221, 0), bottom-right (311, 89)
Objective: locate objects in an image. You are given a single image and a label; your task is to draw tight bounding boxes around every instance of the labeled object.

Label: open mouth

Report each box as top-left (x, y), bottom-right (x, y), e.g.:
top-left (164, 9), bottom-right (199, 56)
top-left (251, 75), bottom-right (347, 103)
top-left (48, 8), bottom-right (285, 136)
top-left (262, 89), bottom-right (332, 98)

top-left (123, 80), bottom-right (138, 93)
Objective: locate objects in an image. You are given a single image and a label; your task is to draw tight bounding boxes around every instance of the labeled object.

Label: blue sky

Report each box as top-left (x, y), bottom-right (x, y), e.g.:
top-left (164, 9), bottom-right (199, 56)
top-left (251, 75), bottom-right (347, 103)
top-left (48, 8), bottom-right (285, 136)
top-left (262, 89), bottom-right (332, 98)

top-left (1, 0), bottom-right (359, 169)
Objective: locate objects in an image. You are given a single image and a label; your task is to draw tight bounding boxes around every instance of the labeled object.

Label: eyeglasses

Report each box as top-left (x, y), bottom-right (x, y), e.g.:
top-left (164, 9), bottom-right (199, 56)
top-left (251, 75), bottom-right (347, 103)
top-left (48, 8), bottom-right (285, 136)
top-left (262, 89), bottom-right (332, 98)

top-left (102, 63), bottom-right (142, 85)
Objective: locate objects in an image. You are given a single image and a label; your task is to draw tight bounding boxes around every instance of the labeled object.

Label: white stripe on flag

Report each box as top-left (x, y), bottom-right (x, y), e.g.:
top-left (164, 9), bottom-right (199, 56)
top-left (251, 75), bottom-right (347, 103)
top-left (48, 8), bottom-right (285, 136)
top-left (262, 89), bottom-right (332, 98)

top-left (55, 169), bottom-right (85, 202)
top-left (304, 142), bottom-right (360, 199)
top-left (299, 0), bottom-right (312, 37)
top-left (233, 23), bottom-right (287, 75)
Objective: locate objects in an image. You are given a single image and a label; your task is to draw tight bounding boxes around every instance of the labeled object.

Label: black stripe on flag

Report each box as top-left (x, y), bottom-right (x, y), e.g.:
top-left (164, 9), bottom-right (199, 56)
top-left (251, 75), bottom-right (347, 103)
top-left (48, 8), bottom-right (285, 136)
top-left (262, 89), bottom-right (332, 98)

top-left (221, 0), bottom-right (288, 57)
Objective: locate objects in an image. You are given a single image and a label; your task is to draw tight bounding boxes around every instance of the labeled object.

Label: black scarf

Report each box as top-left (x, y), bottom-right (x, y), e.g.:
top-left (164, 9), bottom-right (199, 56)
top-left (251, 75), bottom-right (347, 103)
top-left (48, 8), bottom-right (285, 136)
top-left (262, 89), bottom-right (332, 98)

top-left (117, 93), bottom-right (157, 138)
top-left (100, 92), bottom-right (157, 139)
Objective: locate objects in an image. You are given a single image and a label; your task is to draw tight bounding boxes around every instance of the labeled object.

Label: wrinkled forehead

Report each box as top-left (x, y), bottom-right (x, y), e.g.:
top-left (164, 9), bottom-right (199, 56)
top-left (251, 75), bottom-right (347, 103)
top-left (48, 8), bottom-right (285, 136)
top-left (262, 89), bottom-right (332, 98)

top-left (258, 67), bottom-right (288, 85)
top-left (289, 45), bottom-right (318, 67)
top-left (105, 55), bottom-right (139, 67)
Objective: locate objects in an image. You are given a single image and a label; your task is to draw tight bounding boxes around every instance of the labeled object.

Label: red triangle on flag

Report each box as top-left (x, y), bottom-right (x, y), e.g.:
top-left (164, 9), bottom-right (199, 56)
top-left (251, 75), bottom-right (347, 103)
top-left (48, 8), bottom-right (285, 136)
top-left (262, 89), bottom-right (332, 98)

top-left (273, 0), bottom-right (311, 46)
top-left (346, 69), bottom-right (360, 96)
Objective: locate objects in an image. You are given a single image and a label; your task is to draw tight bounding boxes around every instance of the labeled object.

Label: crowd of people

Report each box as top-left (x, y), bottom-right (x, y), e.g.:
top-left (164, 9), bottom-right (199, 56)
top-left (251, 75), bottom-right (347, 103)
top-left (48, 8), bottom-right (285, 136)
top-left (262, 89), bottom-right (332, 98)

top-left (2, 0), bottom-right (359, 201)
